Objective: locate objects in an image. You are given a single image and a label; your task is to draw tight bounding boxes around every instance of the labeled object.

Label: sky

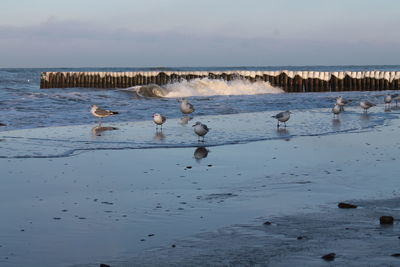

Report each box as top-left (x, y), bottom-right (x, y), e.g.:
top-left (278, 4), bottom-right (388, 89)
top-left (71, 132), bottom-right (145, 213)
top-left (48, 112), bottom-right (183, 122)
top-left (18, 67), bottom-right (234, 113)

top-left (1, 0), bottom-right (399, 67)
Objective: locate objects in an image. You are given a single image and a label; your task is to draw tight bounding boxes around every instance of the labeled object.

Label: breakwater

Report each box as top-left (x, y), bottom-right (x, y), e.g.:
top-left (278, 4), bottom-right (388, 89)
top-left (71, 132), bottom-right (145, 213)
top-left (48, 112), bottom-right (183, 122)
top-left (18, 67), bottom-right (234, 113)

top-left (40, 71), bottom-right (400, 92)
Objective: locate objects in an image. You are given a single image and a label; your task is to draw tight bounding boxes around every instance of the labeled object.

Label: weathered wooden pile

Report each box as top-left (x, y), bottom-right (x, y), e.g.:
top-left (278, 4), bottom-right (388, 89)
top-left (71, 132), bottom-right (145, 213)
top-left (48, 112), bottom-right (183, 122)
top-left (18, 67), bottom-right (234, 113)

top-left (40, 71), bottom-right (400, 92)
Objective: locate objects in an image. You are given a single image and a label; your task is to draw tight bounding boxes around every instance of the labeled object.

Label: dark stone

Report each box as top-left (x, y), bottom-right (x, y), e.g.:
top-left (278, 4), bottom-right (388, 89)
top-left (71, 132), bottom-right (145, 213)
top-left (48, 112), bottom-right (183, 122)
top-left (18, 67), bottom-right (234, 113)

top-left (53, 217), bottom-right (61, 220)
top-left (186, 166), bottom-right (192, 169)
top-left (99, 264), bottom-right (111, 267)
top-left (263, 221), bottom-right (272, 225)
top-left (171, 244), bottom-right (176, 248)
top-left (297, 236), bottom-right (304, 240)
top-left (391, 253), bottom-right (400, 257)
top-left (338, 202), bottom-right (357, 209)
top-left (0, 123), bottom-right (6, 127)
top-left (321, 253), bottom-right (336, 261)
top-left (208, 164), bottom-right (213, 167)
top-left (380, 216), bottom-right (394, 224)
top-left (148, 234), bottom-right (155, 237)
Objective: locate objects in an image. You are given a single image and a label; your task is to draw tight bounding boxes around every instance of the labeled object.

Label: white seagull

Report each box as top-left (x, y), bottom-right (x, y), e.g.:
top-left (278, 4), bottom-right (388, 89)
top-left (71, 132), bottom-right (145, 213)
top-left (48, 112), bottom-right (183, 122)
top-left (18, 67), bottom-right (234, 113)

top-left (336, 96), bottom-right (350, 111)
top-left (90, 104), bottom-right (119, 124)
top-left (332, 104), bottom-right (341, 117)
top-left (193, 121), bottom-right (210, 142)
top-left (384, 94), bottom-right (392, 106)
top-left (272, 111), bottom-right (292, 128)
top-left (180, 98), bottom-right (195, 114)
top-left (360, 100), bottom-right (376, 113)
top-left (153, 113), bottom-right (166, 130)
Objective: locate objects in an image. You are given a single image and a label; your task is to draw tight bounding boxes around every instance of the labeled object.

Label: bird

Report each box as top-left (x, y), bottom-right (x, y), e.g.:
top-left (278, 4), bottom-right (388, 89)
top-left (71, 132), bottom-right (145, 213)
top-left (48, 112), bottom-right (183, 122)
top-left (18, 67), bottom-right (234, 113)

top-left (152, 113), bottom-right (166, 131)
top-left (90, 104), bottom-right (119, 125)
top-left (180, 98), bottom-right (195, 114)
top-left (360, 100), bottom-right (376, 113)
top-left (384, 94), bottom-right (392, 106)
top-left (272, 111), bottom-right (292, 128)
top-left (332, 104), bottom-right (341, 117)
top-left (336, 96), bottom-right (350, 111)
top-left (193, 121), bottom-right (210, 142)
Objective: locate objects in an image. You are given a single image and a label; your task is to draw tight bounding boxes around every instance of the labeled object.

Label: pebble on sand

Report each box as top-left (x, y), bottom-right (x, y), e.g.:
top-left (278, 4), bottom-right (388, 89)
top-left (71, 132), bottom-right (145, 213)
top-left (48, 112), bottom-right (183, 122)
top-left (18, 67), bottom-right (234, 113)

top-left (321, 253), bottom-right (336, 261)
top-left (99, 264), bottom-right (111, 267)
top-left (263, 221), bottom-right (272, 225)
top-left (380, 216), bottom-right (394, 225)
top-left (338, 202), bottom-right (358, 209)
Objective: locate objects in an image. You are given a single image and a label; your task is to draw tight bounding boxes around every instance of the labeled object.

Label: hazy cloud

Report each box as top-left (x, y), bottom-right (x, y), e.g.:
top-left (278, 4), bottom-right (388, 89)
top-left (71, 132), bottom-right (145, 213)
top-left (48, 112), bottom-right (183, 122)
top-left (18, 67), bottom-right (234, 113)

top-left (0, 18), bottom-right (399, 67)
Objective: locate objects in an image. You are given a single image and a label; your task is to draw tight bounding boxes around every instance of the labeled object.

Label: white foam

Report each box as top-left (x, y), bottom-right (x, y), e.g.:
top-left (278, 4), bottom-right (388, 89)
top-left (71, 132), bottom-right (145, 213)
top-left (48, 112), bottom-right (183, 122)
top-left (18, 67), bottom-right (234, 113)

top-left (163, 78), bottom-right (284, 98)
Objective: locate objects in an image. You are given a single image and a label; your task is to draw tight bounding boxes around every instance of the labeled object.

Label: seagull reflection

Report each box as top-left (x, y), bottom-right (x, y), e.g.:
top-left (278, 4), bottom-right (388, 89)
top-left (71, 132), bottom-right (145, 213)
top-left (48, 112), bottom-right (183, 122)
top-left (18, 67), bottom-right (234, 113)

top-left (360, 113), bottom-right (371, 122)
top-left (180, 116), bottom-right (193, 125)
top-left (332, 118), bottom-right (341, 131)
top-left (276, 128), bottom-right (290, 141)
top-left (153, 131), bottom-right (166, 142)
top-left (194, 147), bottom-right (209, 162)
top-left (384, 106), bottom-right (392, 112)
top-left (91, 125), bottom-right (118, 136)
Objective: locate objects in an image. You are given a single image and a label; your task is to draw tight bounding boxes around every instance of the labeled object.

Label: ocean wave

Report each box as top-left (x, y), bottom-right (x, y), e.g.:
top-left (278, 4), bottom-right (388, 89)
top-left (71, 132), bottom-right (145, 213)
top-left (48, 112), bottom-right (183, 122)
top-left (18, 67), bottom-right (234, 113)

top-left (163, 78), bottom-right (283, 98)
top-left (124, 78), bottom-right (283, 98)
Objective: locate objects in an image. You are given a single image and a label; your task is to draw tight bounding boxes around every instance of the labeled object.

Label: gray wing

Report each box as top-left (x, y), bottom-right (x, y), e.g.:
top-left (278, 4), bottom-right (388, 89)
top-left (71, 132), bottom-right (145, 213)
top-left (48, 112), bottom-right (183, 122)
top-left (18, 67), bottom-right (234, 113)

top-left (203, 124), bottom-right (210, 131)
top-left (95, 108), bottom-right (113, 116)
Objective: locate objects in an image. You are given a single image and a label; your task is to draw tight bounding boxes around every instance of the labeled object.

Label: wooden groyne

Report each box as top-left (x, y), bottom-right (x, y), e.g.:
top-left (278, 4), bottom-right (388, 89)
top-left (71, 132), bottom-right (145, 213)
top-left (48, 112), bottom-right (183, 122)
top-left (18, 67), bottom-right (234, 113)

top-left (40, 71), bottom-right (400, 92)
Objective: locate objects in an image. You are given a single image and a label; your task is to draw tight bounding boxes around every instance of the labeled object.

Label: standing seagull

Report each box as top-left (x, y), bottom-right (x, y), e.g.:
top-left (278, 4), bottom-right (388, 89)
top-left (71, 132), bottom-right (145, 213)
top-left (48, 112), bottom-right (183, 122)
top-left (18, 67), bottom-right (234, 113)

top-left (360, 101), bottom-right (376, 113)
top-left (193, 121), bottom-right (210, 142)
top-left (272, 111), bottom-right (292, 128)
top-left (332, 104), bottom-right (341, 117)
top-left (153, 113), bottom-right (166, 131)
top-left (384, 94), bottom-right (392, 107)
top-left (90, 104), bottom-right (119, 125)
top-left (336, 96), bottom-right (350, 111)
top-left (180, 98), bottom-right (195, 114)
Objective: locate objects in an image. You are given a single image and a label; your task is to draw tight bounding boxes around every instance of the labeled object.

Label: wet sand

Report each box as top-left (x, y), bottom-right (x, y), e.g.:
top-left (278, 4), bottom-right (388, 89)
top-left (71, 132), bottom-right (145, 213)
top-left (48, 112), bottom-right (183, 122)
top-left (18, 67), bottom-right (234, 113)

top-left (1, 111), bottom-right (400, 266)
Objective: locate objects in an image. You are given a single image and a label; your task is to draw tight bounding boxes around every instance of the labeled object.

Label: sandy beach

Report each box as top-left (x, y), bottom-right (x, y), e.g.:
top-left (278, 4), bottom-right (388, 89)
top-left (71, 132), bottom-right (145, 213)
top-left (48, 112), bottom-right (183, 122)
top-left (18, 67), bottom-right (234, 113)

top-left (1, 108), bottom-right (400, 266)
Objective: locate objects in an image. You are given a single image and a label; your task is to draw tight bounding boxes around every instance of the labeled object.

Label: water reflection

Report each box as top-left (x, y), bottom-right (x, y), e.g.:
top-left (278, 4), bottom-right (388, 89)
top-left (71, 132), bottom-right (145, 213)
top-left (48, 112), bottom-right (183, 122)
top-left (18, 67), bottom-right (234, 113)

top-left (91, 125), bottom-right (118, 136)
top-left (180, 116), bottom-right (193, 125)
top-left (384, 106), bottom-right (392, 112)
top-left (194, 147), bottom-right (209, 162)
top-left (275, 128), bottom-right (291, 141)
top-left (332, 118), bottom-right (341, 131)
top-left (153, 131), bottom-right (166, 142)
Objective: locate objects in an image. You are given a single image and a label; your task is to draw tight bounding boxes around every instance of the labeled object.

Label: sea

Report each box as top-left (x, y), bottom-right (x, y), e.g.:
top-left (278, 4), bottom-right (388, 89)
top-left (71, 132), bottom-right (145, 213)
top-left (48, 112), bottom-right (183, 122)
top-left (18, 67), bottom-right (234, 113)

top-left (1, 65), bottom-right (400, 157)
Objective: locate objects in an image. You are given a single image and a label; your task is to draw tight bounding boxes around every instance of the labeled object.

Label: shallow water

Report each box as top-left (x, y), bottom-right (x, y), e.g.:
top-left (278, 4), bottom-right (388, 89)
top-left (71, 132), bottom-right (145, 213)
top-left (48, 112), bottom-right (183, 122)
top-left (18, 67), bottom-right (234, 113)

top-left (1, 66), bottom-right (400, 132)
top-left (1, 106), bottom-right (398, 158)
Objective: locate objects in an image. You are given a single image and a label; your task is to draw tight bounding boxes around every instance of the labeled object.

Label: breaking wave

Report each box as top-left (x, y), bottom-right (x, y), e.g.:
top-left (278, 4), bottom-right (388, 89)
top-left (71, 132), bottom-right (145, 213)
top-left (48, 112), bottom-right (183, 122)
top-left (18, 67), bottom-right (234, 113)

top-left (127, 78), bottom-right (284, 98)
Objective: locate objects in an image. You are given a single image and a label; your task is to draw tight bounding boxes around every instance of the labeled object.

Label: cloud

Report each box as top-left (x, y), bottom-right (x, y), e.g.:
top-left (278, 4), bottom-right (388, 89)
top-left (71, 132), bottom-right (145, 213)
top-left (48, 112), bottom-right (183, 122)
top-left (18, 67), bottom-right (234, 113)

top-left (0, 18), bottom-right (399, 67)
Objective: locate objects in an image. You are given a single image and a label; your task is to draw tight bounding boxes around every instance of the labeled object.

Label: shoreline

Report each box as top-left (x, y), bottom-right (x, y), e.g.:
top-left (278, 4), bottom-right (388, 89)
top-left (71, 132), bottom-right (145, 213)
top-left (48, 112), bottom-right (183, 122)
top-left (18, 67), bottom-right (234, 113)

top-left (1, 113), bottom-right (400, 266)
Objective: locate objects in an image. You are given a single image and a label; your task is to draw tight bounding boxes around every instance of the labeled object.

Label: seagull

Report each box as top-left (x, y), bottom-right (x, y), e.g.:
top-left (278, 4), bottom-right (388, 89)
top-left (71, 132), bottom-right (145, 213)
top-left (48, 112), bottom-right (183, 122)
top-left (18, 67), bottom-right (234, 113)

top-left (336, 96), bottom-right (350, 111)
top-left (193, 121), bottom-right (210, 142)
top-left (384, 94), bottom-right (392, 106)
top-left (90, 104), bottom-right (119, 125)
top-left (180, 98), bottom-right (195, 114)
top-left (332, 104), bottom-right (341, 117)
top-left (153, 113), bottom-right (166, 131)
top-left (272, 111), bottom-right (292, 128)
top-left (360, 101), bottom-right (376, 113)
